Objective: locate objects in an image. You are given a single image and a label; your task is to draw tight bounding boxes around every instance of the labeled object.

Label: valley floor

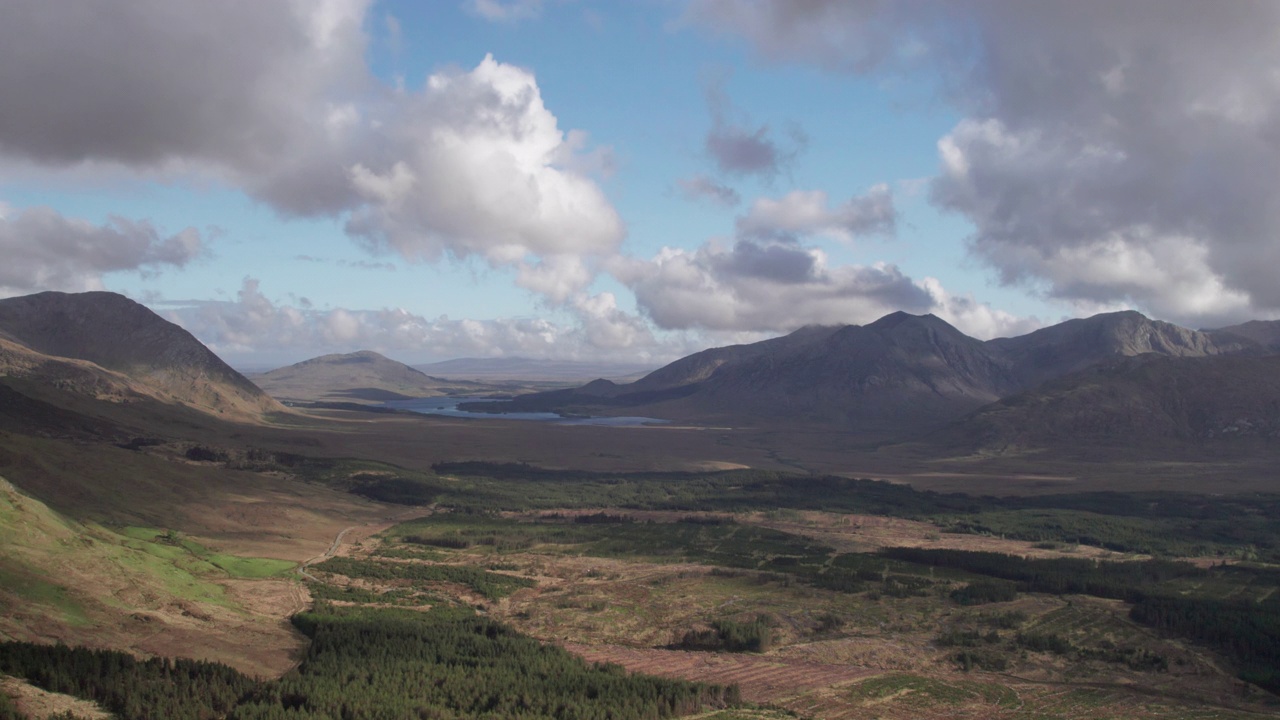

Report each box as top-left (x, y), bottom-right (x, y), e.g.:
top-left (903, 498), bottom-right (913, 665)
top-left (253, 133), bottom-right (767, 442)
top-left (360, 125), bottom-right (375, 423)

top-left (3, 408), bottom-right (1280, 719)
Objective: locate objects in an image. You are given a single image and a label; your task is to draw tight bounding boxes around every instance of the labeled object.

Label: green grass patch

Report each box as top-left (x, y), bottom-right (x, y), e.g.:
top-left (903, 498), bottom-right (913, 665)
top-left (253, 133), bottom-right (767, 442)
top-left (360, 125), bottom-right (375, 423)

top-left (386, 512), bottom-right (962, 599)
top-left (311, 556), bottom-right (534, 601)
top-left (392, 513), bottom-right (833, 571)
top-left (112, 527), bottom-right (295, 579)
top-left (848, 673), bottom-right (1018, 708)
top-left (0, 563), bottom-right (90, 626)
top-left (204, 554), bottom-right (296, 579)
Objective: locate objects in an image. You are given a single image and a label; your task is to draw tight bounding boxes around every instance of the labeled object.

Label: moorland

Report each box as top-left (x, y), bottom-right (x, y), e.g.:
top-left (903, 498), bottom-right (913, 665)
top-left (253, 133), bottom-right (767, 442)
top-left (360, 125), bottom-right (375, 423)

top-left (2, 290), bottom-right (1280, 719)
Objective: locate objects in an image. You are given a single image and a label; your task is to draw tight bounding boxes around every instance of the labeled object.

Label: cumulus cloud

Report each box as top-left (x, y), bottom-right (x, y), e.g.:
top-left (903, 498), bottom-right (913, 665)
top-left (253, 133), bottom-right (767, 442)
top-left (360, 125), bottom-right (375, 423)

top-left (684, 0), bottom-right (1280, 327)
top-left (612, 176), bottom-right (1029, 339)
top-left (613, 239), bottom-right (1034, 339)
top-left (165, 278), bottom-right (676, 364)
top-left (737, 185), bottom-right (896, 242)
top-left (515, 255), bottom-right (595, 304)
top-left (570, 292), bottom-right (658, 350)
top-left (0, 0), bottom-right (365, 169)
top-left (0, 1), bottom-right (621, 301)
top-left (613, 240), bottom-right (933, 333)
top-left (0, 205), bottom-right (201, 297)
top-left (917, 278), bottom-right (1042, 340)
top-left (677, 174), bottom-right (741, 208)
top-left (342, 55), bottom-right (623, 268)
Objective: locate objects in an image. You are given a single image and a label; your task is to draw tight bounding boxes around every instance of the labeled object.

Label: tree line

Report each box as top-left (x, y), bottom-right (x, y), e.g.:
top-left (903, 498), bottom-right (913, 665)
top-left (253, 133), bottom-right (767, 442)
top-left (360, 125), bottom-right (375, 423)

top-left (0, 603), bottom-right (739, 720)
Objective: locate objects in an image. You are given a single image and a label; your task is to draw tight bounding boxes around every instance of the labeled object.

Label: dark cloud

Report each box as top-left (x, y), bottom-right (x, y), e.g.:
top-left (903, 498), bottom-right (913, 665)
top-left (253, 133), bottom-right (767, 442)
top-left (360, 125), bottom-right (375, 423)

top-left (613, 237), bottom-right (933, 333)
top-left (704, 79), bottom-right (806, 179)
top-left (677, 174), bottom-right (742, 207)
top-left (0, 1), bottom-right (622, 301)
top-left (714, 240), bottom-right (816, 283)
top-left (684, 0), bottom-right (1280, 327)
top-left (612, 177), bottom-right (1029, 338)
top-left (0, 0), bottom-right (322, 168)
top-left (0, 205), bottom-right (201, 296)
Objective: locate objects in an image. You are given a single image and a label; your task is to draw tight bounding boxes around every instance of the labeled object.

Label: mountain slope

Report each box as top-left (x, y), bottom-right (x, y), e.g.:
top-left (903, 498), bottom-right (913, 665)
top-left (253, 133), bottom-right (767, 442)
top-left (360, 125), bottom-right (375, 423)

top-left (928, 354), bottom-right (1280, 453)
top-left (0, 291), bottom-right (279, 418)
top-left (471, 313), bottom-right (1021, 436)
top-left (471, 309), bottom-right (1280, 442)
top-left (664, 313), bottom-right (1019, 432)
top-left (1205, 319), bottom-right (1280, 353)
top-left (253, 350), bottom-right (485, 403)
top-left (985, 310), bottom-right (1243, 389)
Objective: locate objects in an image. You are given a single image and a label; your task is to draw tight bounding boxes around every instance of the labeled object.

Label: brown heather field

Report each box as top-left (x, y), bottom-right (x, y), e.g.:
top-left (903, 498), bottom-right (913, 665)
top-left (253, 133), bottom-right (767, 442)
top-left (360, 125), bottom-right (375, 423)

top-left (292, 503), bottom-right (1277, 720)
top-left (261, 408), bottom-right (1280, 495)
top-left (4, 399), bottom-right (1280, 718)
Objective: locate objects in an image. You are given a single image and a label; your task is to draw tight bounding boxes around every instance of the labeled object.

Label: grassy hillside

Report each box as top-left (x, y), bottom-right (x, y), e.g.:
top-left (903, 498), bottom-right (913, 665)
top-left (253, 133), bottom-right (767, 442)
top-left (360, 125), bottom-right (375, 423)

top-left (0, 472), bottom-right (308, 676)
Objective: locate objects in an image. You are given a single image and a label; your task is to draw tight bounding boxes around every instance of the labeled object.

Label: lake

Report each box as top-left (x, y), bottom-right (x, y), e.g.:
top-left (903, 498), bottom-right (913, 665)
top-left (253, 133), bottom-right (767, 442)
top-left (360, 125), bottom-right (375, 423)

top-left (383, 396), bottom-right (668, 427)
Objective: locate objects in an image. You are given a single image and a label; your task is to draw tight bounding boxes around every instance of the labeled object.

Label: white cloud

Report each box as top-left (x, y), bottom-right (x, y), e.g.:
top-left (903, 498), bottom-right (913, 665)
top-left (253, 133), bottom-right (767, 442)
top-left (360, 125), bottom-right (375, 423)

top-left (737, 185), bottom-right (896, 242)
top-left (0, 3), bottom-right (621, 303)
top-left (613, 241), bottom-right (934, 333)
top-left (608, 178), bottom-right (1029, 338)
top-left (515, 255), bottom-right (595, 304)
top-left (683, 0), bottom-right (1280, 328)
top-left (0, 205), bottom-right (202, 297)
top-left (464, 0), bottom-right (546, 22)
top-left (917, 278), bottom-right (1042, 340)
top-left (343, 55), bottom-right (624, 267)
top-left (570, 292), bottom-right (658, 350)
top-left (165, 278), bottom-right (680, 364)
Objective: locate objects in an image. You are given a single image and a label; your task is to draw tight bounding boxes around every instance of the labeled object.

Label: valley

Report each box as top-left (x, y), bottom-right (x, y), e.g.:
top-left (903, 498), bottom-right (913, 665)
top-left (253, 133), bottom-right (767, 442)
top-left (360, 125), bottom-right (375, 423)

top-left (1, 292), bottom-right (1280, 718)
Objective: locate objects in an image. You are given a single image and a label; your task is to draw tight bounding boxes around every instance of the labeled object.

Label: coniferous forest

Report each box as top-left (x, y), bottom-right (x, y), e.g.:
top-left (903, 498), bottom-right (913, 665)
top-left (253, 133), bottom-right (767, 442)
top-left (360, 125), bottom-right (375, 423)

top-left (6, 460), bottom-right (1280, 716)
top-left (0, 604), bottom-right (738, 720)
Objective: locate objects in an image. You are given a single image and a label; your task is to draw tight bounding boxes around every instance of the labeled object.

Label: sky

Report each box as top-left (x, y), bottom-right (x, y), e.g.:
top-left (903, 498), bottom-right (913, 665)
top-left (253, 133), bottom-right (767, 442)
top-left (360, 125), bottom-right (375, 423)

top-left (2, 0), bottom-right (1279, 368)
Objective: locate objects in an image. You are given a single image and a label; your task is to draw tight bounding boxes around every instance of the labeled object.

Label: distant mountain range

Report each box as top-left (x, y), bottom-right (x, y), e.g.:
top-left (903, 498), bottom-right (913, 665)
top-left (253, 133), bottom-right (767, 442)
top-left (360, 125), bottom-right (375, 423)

top-left (0, 291), bottom-right (280, 420)
top-left (251, 350), bottom-right (488, 404)
top-left (467, 309), bottom-right (1280, 446)
top-left (1, 290), bottom-right (1277, 457)
top-left (415, 357), bottom-right (657, 382)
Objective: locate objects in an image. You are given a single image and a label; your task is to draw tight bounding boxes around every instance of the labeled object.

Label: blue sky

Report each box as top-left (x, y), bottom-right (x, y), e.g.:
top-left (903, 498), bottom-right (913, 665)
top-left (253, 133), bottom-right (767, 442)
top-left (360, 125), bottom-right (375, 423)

top-left (2, 1), bottom-right (1278, 366)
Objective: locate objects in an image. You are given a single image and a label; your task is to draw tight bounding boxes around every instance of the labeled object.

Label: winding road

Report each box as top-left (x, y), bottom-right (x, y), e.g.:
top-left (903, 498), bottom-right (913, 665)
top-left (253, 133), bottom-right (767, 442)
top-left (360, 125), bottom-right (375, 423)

top-left (297, 525), bottom-right (356, 583)
top-left (292, 506), bottom-right (435, 597)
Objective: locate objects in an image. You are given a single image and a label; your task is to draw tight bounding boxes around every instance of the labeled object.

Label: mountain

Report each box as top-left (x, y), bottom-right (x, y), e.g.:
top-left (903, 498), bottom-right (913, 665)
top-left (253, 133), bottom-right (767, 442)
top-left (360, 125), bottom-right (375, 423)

top-left (469, 309), bottom-right (1280, 442)
top-left (673, 313), bottom-right (1019, 432)
top-left (985, 310), bottom-right (1243, 389)
top-left (1205, 319), bottom-right (1280, 353)
top-left (470, 313), bottom-right (1022, 436)
top-left (253, 350), bottom-right (486, 403)
top-left (0, 291), bottom-right (279, 418)
top-left (416, 357), bottom-right (657, 382)
top-left (928, 353), bottom-right (1280, 453)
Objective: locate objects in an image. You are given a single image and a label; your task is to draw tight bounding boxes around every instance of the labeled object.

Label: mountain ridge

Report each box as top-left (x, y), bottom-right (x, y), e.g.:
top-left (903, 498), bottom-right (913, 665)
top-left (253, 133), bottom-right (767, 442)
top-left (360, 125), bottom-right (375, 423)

top-left (468, 310), bottom-right (1280, 442)
top-left (0, 291), bottom-right (280, 419)
top-left (253, 349), bottom-right (487, 403)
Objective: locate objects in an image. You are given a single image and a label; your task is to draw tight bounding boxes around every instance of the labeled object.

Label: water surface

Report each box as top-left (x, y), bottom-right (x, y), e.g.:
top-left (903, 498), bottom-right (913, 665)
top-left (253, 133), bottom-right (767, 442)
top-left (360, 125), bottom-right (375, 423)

top-left (384, 396), bottom-right (667, 426)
